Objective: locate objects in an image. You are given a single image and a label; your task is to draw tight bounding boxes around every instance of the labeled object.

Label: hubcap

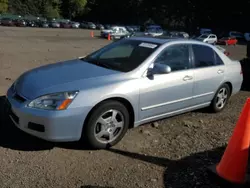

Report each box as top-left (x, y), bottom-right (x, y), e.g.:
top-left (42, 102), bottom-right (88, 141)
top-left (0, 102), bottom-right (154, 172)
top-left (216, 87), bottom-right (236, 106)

top-left (94, 109), bottom-right (124, 144)
top-left (216, 88), bottom-right (228, 109)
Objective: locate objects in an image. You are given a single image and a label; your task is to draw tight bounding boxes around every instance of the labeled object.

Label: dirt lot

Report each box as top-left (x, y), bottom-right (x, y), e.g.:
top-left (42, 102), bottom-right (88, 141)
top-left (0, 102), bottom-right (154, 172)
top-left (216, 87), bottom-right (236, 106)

top-left (0, 26), bottom-right (249, 188)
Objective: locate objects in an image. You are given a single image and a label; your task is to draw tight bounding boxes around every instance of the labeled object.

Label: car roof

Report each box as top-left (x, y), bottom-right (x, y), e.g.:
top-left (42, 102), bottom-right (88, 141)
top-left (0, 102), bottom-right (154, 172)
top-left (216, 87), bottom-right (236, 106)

top-left (129, 36), bottom-right (206, 45)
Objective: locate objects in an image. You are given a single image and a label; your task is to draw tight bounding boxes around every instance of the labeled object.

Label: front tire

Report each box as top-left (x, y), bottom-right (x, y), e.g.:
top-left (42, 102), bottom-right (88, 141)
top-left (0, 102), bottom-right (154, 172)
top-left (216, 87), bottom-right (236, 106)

top-left (210, 84), bottom-right (230, 113)
top-left (83, 100), bottom-right (129, 149)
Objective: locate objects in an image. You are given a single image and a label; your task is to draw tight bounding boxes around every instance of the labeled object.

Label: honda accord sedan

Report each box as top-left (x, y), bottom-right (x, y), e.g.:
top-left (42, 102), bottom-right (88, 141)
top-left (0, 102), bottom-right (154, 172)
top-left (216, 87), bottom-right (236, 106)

top-left (5, 37), bottom-right (243, 149)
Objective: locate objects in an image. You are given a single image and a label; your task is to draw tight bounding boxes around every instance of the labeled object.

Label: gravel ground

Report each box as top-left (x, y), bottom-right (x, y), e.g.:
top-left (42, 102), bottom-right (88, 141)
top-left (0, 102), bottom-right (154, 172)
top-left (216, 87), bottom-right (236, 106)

top-left (0, 26), bottom-right (249, 188)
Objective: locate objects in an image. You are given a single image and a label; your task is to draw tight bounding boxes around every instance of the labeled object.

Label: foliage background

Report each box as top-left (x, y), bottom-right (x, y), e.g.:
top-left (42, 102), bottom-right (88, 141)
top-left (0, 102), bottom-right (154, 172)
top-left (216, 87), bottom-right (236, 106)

top-left (0, 0), bottom-right (249, 31)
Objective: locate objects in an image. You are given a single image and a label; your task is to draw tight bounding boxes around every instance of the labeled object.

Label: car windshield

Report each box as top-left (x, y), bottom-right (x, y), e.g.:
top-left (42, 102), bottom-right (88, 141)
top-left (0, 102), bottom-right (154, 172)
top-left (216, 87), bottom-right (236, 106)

top-left (81, 39), bottom-right (160, 72)
top-left (199, 34), bottom-right (208, 38)
top-left (221, 37), bottom-right (229, 40)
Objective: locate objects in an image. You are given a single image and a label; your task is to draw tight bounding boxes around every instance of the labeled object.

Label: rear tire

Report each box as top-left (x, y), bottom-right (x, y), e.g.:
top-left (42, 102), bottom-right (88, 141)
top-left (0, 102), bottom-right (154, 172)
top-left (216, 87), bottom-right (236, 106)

top-left (82, 100), bottom-right (129, 149)
top-left (210, 84), bottom-right (230, 113)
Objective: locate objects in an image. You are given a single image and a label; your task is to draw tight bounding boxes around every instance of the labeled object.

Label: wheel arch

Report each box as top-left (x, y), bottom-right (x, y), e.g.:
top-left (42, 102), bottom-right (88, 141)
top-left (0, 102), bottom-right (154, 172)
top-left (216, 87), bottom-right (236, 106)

top-left (83, 97), bottom-right (135, 131)
top-left (223, 81), bottom-right (233, 96)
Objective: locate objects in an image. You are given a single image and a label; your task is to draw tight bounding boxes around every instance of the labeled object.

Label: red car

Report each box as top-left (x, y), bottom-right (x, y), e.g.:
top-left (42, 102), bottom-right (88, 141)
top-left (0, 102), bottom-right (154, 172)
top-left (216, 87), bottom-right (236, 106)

top-left (217, 37), bottom-right (237, 45)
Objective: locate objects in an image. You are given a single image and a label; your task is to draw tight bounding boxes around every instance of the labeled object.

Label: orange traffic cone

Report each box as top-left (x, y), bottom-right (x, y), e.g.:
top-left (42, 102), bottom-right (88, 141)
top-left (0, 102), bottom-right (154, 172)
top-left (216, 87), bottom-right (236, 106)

top-left (108, 33), bottom-right (111, 41)
top-left (90, 31), bottom-right (94, 38)
top-left (208, 98), bottom-right (250, 185)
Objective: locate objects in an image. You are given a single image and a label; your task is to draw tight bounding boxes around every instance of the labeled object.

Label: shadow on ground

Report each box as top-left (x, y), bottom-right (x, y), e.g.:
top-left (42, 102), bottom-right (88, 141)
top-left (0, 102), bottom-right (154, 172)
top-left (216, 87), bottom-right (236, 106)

top-left (108, 147), bottom-right (250, 188)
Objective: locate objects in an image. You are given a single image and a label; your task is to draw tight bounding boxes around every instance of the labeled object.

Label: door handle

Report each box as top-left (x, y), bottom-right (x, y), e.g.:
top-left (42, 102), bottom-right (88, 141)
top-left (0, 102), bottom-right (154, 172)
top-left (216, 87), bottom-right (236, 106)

top-left (183, 75), bottom-right (193, 81)
top-left (217, 69), bottom-right (224, 74)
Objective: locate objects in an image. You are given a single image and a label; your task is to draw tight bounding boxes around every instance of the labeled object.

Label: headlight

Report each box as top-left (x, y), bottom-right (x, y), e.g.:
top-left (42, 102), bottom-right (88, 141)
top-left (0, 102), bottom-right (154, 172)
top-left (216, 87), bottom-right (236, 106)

top-left (28, 91), bottom-right (79, 110)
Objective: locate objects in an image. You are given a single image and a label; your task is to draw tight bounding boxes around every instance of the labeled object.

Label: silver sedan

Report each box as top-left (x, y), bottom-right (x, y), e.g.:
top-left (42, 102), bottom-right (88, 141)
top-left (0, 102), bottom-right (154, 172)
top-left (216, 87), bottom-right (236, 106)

top-left (6, 37), bottom-right (243, 149)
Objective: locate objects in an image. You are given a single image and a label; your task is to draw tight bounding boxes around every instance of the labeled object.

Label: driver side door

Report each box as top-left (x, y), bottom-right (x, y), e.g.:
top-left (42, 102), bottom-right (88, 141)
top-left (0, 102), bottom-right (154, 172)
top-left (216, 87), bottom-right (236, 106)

top-left (139, 44), bottom-right (195, 121)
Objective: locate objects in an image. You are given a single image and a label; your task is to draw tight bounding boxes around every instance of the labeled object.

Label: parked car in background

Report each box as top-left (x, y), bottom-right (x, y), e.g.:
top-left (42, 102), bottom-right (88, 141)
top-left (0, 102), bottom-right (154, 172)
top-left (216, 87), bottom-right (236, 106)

top-left (26, 20), bottom-right (37, 27)
top-left (145, 25), bottom-right (163, 37)
top-left (104, 24), bottom-right (111, 29)
top-left (38, 21), bottom-right (49, 28)
top-left (169, 31), bottom-right (189, 38)
top-left (87, 22), bottom-right (96, 29)
top-left (71, 22), bottom-right (80, 28)
top-left (132, 25), bottom-right (141, 32)
top-left (229, 31), bottom-right (244, 41)
top-left (217, 36), bottom-right (237, 46)
top-left (14, 19), bottom-right (27, 27)
top-left (49, 21), bottom-right (60, 28)
top-left (96, 24), bottom-right (104, 30)
top-left (196, 34), bottom-right (217, 44)
top-left (101, 26), bottom-right (130, 39)
top-left (60, 21), bottom-right (71, 28)
top-left (80, 21), bottom-right (88, 28)
top-left (145, 28), bottom-right (163, 37)
top-left (126, 26), bottom-right (134, 32)
top-left (5, 37), bottom-right (243, 149)
top-left (1, 18), bottom-right (15, 26)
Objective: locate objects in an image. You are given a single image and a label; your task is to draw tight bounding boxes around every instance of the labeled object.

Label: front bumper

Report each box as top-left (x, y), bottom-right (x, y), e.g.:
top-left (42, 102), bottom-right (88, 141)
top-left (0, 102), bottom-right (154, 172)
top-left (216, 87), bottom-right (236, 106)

top-left (6, 89), bottom-right (90, 142)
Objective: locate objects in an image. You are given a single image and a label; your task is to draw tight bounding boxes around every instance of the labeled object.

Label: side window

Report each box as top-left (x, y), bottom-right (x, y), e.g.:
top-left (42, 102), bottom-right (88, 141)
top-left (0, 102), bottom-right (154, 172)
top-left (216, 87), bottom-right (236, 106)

top-left (192, 45), bottom-right (215, 68)
top-left (154, 44), bottom-right (190, 72)
top-left (214, 52), bottom-right (224, 65)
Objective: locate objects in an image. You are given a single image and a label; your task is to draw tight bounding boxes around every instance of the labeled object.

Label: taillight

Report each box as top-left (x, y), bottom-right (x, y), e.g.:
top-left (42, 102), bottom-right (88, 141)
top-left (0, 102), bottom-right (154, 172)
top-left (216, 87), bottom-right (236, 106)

top-left (224, 51), bottom-right (230, 56)
top-left (240, 66), bottom-right (243, 75)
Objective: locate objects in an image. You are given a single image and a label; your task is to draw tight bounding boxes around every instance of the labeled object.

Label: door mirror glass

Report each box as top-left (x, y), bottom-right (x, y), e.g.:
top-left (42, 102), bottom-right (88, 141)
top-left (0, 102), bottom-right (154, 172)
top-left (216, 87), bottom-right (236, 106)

top-left (152, 64), bottom-right (171, 74)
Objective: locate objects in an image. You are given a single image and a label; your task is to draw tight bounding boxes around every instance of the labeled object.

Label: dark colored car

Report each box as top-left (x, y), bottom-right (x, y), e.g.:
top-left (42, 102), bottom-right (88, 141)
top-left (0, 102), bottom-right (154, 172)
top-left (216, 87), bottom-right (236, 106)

top-left (87, 22), bottom-right (96, 29)
top-left (80, 21), bottom-right (88, 28)
top-left (38, 21), bottom-right (49, 28)
top-left (14, 19), bottom-right (27, 27)
top-left (1, 18), bottom-right (15, 26)
top-left (49, 21), bottom-right (60, 28)
top-left (104, 24), bottom-right (111, 29)
top-left (26, 20), bottom-right (38, 27)
top-left (60, 22), bottom-right (72, 28)
top-left (96, 24), bottom-right (104, 30)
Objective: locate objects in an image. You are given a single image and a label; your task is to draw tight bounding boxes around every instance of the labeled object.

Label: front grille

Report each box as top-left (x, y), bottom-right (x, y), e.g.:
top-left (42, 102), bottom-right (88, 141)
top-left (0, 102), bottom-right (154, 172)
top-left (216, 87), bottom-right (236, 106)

top-left (13, 93), bottom-right (26, 103)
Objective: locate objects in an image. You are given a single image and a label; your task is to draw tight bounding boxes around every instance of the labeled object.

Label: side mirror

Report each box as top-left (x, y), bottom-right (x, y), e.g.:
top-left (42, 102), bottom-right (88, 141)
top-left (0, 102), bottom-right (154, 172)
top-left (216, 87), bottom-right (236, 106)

top-left (152, 64), bottom-right (171, 74)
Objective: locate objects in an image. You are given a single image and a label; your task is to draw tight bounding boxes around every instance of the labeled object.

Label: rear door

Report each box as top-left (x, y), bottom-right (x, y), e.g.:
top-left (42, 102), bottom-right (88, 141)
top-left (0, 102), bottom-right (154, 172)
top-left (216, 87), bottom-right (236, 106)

top-left (191, 44), bottom-right (225, 105)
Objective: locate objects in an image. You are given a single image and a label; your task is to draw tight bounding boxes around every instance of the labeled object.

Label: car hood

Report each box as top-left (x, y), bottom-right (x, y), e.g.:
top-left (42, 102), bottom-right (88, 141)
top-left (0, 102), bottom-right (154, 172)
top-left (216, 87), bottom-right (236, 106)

top-left (15, 59), bottom-right (121, 99)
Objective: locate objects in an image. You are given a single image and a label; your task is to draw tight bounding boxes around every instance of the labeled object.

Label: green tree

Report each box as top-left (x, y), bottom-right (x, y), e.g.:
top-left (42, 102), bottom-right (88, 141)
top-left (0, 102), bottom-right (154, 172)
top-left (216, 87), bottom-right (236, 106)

top-left (61, 0), bottom-right (87, 19)
top-left (0, 0), bottom-right (8, 13)
top-left (44, 4), bottom-right (60, 19)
